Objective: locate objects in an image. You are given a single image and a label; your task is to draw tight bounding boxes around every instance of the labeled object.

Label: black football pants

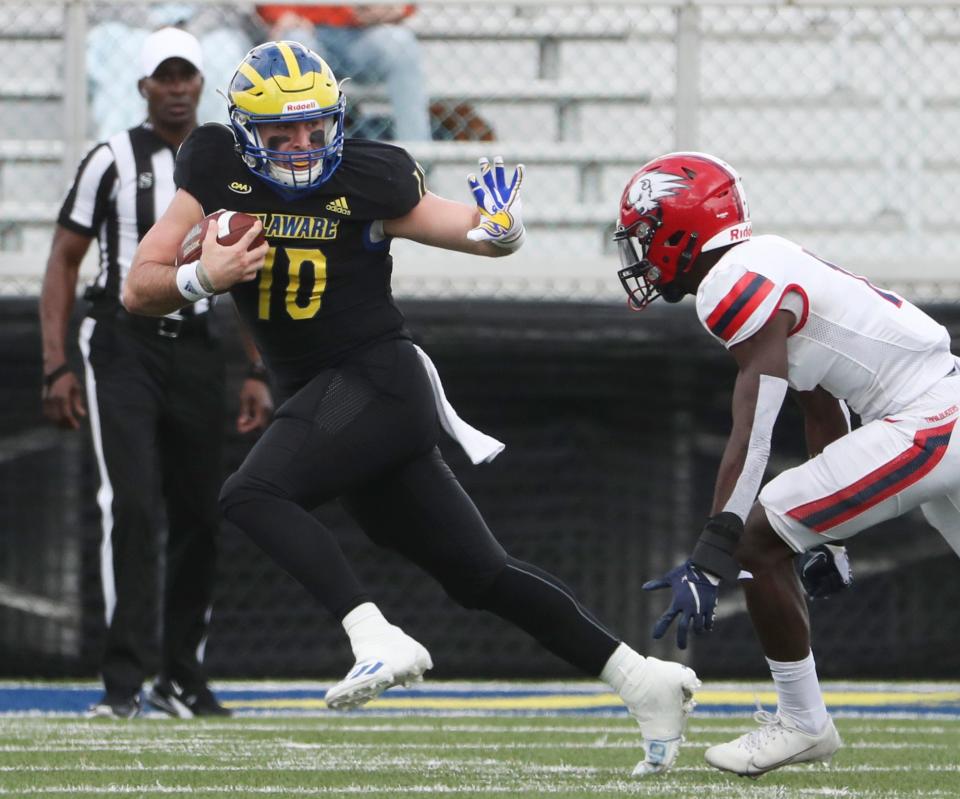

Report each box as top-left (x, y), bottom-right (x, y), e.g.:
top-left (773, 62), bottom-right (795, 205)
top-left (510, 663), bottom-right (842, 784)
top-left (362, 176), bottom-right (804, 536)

top-left (219, 338), bottom-right (619, 676)
top-left (80, 315), bottom-right (225, 699)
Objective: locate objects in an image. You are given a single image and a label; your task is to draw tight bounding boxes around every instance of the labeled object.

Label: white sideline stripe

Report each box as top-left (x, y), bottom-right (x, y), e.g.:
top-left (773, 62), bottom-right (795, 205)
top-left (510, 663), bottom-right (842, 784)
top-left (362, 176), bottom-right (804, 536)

top-left (0, 720), bottom-right (953, 736)
top-left (177, 721), bottom-right (955, 736)
top-left (0, 763), bottom-right (595, 775)
top-left (13, 740), bottom-right (936, 756)
top-left (0, 722), bottom-right (711, 736)
top-left (1, 785), bottom-right (958, 797)
top-left (0, 737), bottom-right (949, 752)
top-left (0, 742), bottom-right (648, 752)
top-left (3, 762), bottom-right (959, 773)
top-left (5, 708), bottom-right (960, 722)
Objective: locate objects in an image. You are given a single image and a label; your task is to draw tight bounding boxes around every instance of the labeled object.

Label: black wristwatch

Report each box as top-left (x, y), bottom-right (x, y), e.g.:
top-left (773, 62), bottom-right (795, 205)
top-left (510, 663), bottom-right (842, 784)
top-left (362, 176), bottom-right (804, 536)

top-left (245, 362), bottom-right (269, 383)
top-left (43, 364), bottom-right (72, 389)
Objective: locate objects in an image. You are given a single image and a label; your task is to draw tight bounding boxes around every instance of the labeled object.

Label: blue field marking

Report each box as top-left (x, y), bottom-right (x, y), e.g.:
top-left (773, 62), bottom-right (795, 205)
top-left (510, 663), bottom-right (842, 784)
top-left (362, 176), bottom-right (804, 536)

top-left (1, 681), bottom-right (959, 717)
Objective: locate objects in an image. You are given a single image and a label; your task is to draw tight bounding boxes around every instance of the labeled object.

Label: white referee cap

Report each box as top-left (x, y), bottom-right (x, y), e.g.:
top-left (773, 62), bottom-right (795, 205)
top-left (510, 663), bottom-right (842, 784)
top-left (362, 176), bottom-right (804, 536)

top-left (141, 27), bottom-right (204, 78)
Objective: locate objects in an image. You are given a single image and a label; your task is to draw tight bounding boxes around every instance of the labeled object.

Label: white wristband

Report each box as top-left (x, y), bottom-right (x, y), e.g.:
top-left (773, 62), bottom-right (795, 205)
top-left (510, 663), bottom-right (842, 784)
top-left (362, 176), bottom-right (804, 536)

top-left (176, 260), bottom-right (214, 303)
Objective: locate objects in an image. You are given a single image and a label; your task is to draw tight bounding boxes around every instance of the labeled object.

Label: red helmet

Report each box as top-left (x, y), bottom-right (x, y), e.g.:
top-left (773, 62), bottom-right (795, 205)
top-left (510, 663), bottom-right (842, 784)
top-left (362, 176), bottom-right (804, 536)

top-left (613, 152), bottom-right (751, 310)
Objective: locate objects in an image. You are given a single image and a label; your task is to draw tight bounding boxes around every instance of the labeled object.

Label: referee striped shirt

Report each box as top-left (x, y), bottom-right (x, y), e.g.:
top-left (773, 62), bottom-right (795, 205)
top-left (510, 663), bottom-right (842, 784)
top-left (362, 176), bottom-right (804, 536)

top-left (57, 122), bottom-right (208, 315)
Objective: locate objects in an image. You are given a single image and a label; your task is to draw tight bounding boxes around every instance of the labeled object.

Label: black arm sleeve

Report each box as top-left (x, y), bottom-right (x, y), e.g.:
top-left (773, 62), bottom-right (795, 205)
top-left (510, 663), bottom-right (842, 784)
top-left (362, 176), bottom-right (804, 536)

top-left (690, 511), bottom-right (743, 583)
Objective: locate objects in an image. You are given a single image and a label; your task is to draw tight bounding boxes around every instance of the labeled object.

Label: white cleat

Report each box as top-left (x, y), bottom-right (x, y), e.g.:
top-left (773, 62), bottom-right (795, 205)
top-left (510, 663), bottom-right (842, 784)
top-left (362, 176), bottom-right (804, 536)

top-left (324, 626), bottom-right (433, 711)
top-left (619, 656), bottom-right (700, 776)
top-left (632, 737), bottom-right (684, 777)
top-left (704, 711), bottom-right (841, 778)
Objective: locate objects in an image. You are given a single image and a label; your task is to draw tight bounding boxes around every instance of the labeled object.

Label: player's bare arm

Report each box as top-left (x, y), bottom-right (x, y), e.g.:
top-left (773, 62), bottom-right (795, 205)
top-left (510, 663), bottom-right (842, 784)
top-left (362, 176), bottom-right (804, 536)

top-left (236, 310), bottom-right (273, 434)
top-left (792, 385), bottom-right (849, 457)
top-left (39, 225), bottom-right (92, 429)
top-left (384, 192), bottom-right (502, 256)
top-left (123, 189), bottom-right (268, 316)
top-left (385, 156), bottom-right (525, 257)
top-left (123, 190), bottom-right (204, 314)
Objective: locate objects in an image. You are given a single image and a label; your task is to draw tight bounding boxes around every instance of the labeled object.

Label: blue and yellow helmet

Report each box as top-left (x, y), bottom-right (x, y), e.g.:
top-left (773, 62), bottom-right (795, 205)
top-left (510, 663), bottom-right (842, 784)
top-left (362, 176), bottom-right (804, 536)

top-left (228, 41), bottom-right (345, 193)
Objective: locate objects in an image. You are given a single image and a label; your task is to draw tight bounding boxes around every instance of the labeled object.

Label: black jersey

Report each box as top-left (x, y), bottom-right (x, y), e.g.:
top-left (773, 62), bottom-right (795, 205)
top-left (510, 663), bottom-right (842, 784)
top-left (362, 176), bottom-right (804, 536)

top-left (174, 124), bottom-right (426, 393)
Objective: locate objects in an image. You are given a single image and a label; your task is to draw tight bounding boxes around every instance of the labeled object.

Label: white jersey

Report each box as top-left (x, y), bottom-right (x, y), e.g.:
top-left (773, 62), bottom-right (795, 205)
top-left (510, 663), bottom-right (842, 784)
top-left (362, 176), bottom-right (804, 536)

top-left (695, 235), bottom-right (955, 423)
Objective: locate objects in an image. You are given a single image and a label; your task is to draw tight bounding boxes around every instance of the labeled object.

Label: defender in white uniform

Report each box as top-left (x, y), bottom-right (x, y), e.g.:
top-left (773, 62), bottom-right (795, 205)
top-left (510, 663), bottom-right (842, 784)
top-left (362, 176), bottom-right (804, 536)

top-left (614, 152), bottom-right (960, 777)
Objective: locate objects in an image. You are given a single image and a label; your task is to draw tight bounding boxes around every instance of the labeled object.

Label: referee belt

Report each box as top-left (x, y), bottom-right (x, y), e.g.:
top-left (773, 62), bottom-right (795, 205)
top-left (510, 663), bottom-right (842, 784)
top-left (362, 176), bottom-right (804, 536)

top-left (113, 308), bottom-right (211, 340)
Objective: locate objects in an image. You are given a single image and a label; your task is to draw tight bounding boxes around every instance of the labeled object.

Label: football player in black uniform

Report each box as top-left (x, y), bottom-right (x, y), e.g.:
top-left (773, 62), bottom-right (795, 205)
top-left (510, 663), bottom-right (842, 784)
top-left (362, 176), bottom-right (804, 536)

top-left (124, 41), bottom-right (699, 776)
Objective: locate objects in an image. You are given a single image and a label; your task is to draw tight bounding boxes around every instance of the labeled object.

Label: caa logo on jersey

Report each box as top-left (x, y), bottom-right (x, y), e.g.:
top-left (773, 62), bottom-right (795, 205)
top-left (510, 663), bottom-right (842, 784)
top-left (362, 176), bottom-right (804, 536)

top-left (229, 181), bottom-right (253, 194)
top-left (627, 171), bottom-right (688, 216)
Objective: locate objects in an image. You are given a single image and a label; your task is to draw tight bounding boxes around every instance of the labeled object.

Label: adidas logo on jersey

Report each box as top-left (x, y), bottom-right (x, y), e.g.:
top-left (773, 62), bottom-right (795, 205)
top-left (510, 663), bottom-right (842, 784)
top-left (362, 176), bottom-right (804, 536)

top-left (325, 196), bottom-right (351, 215)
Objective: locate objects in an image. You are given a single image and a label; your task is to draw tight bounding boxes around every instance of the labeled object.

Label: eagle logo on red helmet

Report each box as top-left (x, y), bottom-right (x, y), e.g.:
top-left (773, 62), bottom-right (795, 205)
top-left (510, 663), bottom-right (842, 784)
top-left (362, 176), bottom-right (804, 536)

top-left (627, 171), bottom-right (689, 216)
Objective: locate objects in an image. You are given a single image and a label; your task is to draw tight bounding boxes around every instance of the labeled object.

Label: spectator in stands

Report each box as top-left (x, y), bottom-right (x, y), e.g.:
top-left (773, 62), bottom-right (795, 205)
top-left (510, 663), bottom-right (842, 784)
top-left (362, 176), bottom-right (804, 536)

top-left (86, 4), bottom-right (253, 139)
top-left (39, 27), bottom-right (273, 719)
top-left (256, 4), bottom-right (432, 141)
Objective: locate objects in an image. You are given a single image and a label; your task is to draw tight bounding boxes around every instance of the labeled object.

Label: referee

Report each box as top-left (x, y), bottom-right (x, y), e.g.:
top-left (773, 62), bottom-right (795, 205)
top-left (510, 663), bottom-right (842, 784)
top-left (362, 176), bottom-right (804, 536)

top-left (38, 28), bottom-right (272, 718)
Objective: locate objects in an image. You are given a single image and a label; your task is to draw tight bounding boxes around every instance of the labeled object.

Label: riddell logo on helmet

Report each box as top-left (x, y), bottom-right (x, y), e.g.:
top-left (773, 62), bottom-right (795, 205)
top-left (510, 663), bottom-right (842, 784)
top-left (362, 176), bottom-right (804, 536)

top-left (284, 100), bottom-right (319, 113)
top-left (729, 224), bottom-right (752, 241)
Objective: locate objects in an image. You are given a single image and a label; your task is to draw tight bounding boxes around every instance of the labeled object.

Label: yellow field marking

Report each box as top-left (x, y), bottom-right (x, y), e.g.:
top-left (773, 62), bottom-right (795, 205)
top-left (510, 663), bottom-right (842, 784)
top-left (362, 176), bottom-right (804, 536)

top-left (224, 688), bottom-right (960, 711)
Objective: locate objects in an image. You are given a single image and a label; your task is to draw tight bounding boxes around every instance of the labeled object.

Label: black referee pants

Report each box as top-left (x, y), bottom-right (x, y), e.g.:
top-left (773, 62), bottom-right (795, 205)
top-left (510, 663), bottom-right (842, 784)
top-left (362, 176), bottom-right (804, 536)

top-left (220, 338), bottom-right (619, 676)
top-left (80, 314), bottom-right (225, 699)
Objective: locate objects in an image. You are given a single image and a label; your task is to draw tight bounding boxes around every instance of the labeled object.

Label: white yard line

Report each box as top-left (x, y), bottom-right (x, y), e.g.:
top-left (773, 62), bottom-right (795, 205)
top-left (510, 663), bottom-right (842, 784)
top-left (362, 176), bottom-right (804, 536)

top-left (1, 785), bottom-right (958, 798)
top-left (2, 763), bottom-right (959, 774)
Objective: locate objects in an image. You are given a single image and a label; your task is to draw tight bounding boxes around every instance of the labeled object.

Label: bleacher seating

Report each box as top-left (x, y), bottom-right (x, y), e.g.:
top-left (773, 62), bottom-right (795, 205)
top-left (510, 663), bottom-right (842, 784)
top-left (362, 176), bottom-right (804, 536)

top-left (0, 2), bottom-right (958, 298)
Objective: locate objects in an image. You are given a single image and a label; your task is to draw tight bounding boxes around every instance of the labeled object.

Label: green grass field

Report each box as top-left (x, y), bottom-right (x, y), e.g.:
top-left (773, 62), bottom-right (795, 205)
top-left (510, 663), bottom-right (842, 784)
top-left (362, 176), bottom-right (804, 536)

top-left (1, 714), bottom-right (958, 798)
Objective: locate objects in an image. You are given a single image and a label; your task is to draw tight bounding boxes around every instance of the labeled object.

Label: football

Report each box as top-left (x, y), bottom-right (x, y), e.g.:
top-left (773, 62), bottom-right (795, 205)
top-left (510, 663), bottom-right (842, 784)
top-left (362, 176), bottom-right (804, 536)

top-left (176, 210), bottom-right (266, 266)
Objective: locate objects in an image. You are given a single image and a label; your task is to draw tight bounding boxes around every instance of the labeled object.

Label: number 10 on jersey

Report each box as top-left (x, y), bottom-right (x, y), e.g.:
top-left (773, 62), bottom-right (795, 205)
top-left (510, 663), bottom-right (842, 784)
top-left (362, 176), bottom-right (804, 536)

top-left (258, 246), bottom-right (329, 320)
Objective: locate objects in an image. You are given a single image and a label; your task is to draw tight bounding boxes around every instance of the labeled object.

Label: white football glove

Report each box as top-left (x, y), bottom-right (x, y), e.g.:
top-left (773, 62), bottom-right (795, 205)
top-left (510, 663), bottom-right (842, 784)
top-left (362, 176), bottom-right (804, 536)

top-left (466, 156), bottom-right (525, 251)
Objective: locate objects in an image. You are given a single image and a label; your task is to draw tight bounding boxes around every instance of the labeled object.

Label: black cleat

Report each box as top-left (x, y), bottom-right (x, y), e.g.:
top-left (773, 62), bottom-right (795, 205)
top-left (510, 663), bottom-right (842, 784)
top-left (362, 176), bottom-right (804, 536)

top-left (86, 692), bottom-right (142, 719)
top-left (147, 679), bottom-right (232, 718)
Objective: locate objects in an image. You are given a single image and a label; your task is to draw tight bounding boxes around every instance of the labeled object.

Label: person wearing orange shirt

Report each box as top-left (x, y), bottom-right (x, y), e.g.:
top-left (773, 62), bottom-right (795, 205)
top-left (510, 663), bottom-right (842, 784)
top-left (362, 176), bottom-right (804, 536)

top-left (257, 4), bottom-right (431, 140)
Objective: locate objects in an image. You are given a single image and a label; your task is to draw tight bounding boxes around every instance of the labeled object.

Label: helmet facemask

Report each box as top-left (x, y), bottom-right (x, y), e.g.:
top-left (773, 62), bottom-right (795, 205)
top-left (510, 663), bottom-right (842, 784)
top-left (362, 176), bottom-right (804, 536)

top-left (614, 214), bottom-right (698, 310)
top-left (232, 99), bottom-right (345, 191)
top-left (614, 216), bottom-right (661, 311)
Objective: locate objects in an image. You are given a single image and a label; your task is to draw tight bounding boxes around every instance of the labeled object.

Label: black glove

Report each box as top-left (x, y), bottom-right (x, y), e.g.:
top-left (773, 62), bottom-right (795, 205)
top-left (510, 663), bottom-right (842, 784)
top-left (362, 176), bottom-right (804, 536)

top-left (642, 560), bottom-right (720, 650)
top-left (797, 543), bottom-right (853, 599)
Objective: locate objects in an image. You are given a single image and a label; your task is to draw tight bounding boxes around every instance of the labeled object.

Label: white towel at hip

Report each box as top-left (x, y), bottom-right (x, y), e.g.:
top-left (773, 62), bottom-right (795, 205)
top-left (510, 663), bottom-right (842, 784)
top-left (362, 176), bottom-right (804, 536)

top-left (414, 344), bottom-right (505, 465)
